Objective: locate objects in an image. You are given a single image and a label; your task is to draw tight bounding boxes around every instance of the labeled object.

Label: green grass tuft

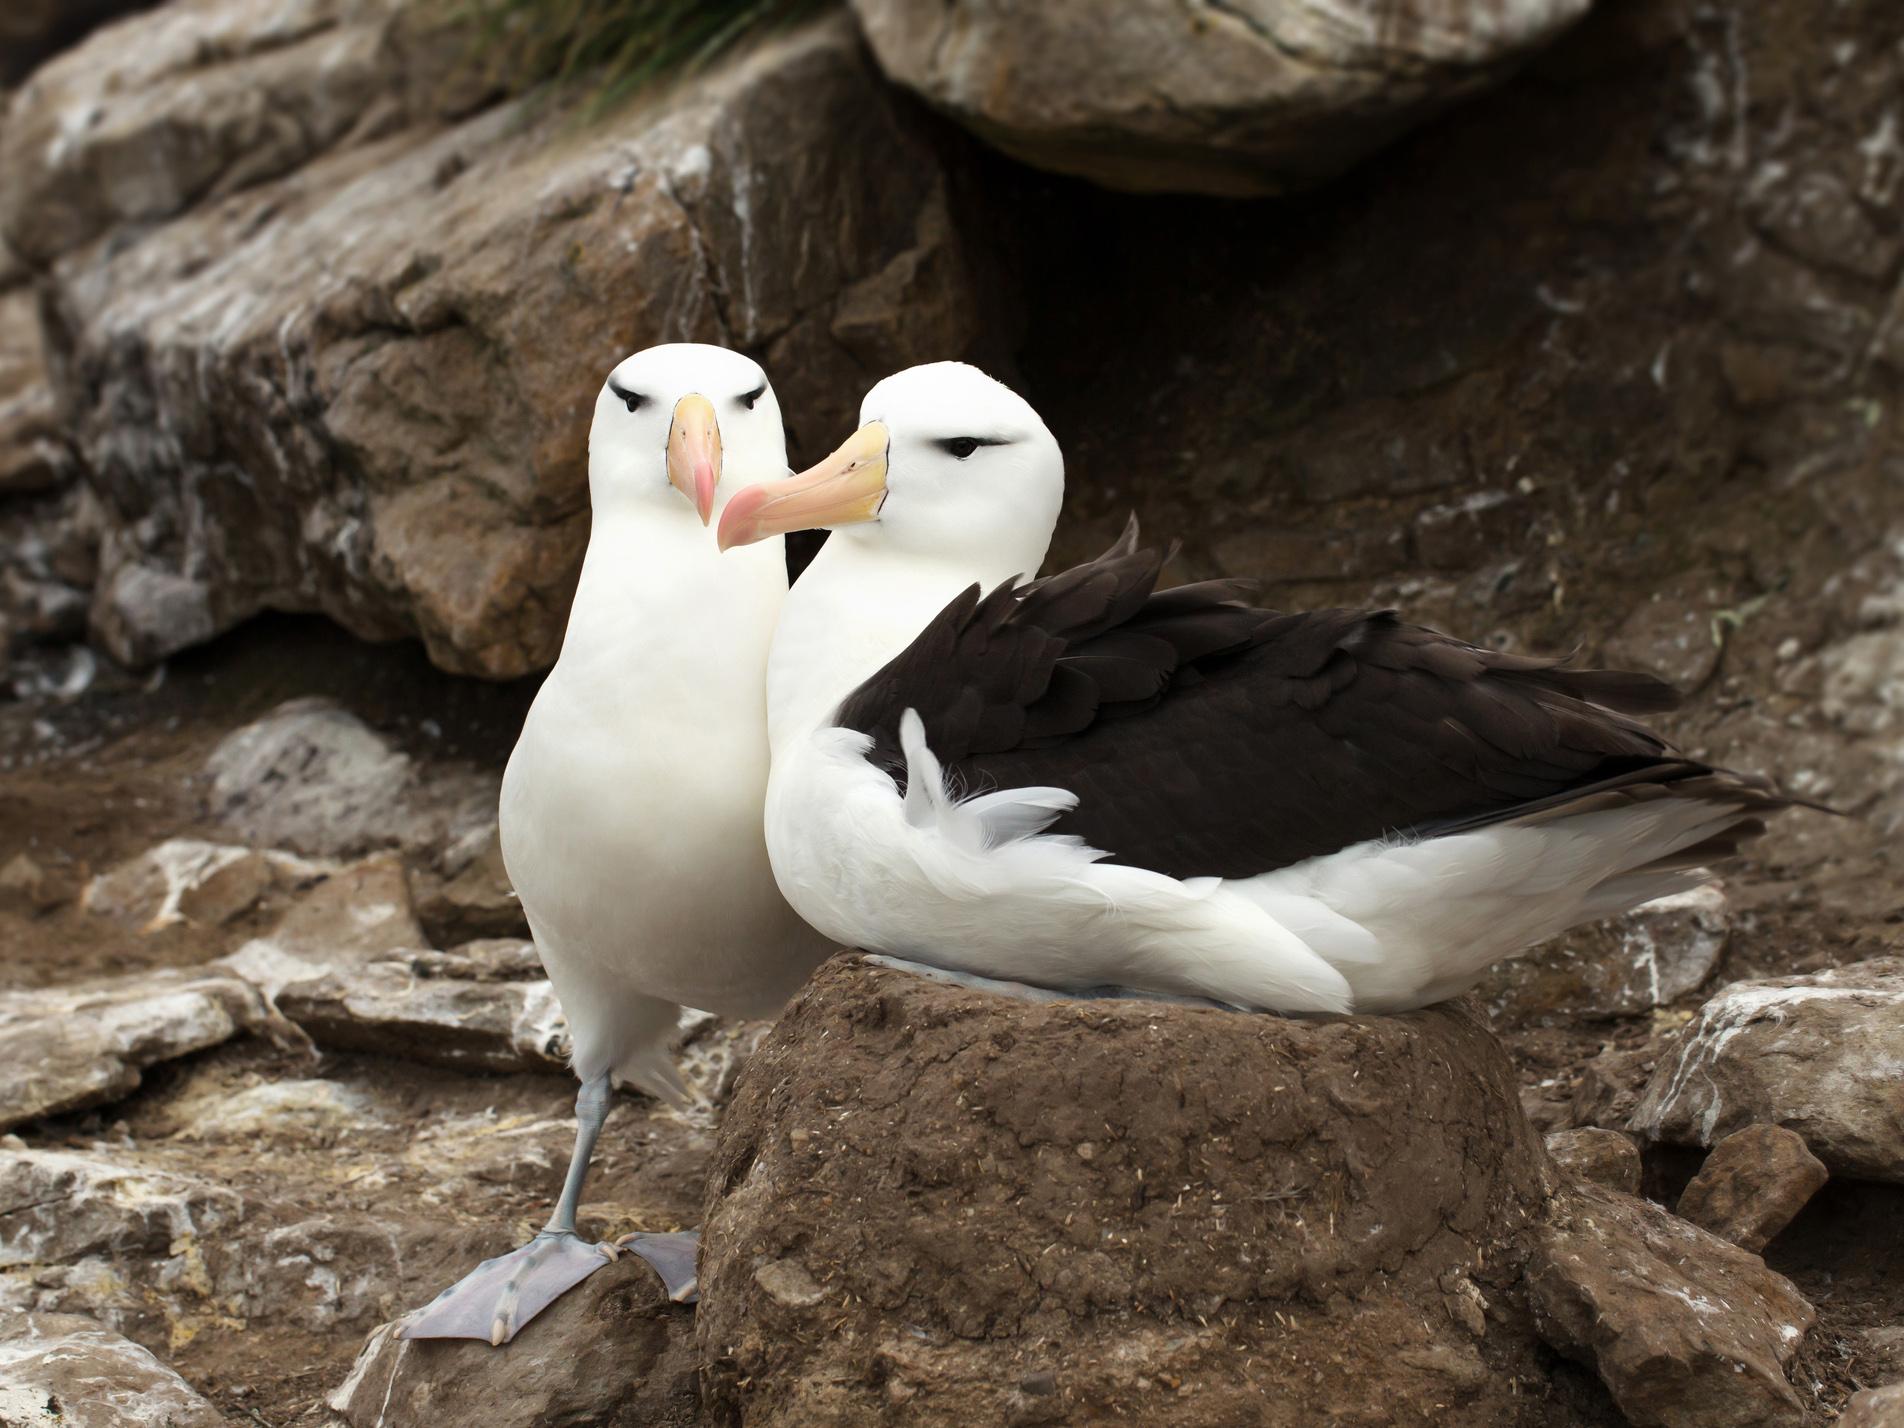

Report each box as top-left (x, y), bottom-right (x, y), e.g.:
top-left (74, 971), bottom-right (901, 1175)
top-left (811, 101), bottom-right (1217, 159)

top-left (458, 0), bottom-right (836, 117)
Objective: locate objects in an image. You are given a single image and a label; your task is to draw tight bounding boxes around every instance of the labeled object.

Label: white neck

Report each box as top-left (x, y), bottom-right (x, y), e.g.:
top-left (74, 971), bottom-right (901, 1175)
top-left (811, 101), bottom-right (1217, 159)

top-left (559, 507), bottom-right (788, 694)
top-left (766, 526), bottom-right (1052, 752)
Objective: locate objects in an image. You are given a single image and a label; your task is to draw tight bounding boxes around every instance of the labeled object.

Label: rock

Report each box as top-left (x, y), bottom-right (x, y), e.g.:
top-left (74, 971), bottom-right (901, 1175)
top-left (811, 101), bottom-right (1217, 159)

top-left (1629, 959), bottom-right (1904, 1183)
top-left (1483, 885), bottom-right (1729, 1025)
top-left (0, 284), bottom-right (67, 496)
top-left (202, 701), bottom-right (506, 911)
top-left (204, 699), bottom-right (421, 857)
top-left (1603, 574), bottom-right (1728, 693)
top-left (1841, 1384), bottom-right (1904, 1428)
top-left (407, 938), bottom-right (543, 983)
top-left (849, 0), bottom-right (1592, 196)
top-left (276, 962), bottom-right (569, 1073)
top-left (30, 14), bottom-right (999, 676)
top-left (1821, 628), bottom-right (1904, 737)
top-left (82, 837), bottom-right (320, 931)
top-left (173, 1077), bottom-right (373, 1143)
top-left (0, 850), bottom-right (73, 914)
top-left (0, 1311), bottom-right (226, 1428)
top-left (0, 0), bottom-right (474, 267)
top-left (410, 823), bottom-right (528, 944)
top-left (1544, 1127), bottom-right (1642, 1194)
top-left (330, 1258), bottom-right (699, 1427)
top-left (1569, 1042), bottom-right (1664, 1131)
top-left (1529, 1181), bottom-right (1814, 1428)
top-left (0, 1146), bottom-right (242, 1269)
top-left (699, 956), bottom-right (1580, 1425)
top-left (218, 851), bottom-right (425, 993)
top-left (1677, 1124), bottom-right (1829, 1253)
top-left (0, 967), bottom-right (264, 1130)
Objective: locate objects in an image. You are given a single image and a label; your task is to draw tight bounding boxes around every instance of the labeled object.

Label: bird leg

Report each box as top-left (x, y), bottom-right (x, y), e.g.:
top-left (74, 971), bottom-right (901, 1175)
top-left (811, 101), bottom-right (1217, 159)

top-left (397, 1073), bottom-right (627, 1345)
top-left (862, 954), bottom-right (1239, 1010)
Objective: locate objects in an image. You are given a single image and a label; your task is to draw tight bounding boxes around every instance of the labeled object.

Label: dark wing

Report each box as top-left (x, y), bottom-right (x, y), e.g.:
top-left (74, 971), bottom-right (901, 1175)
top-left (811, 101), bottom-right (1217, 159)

top-left (833, 519), bottom-right (1758, 881)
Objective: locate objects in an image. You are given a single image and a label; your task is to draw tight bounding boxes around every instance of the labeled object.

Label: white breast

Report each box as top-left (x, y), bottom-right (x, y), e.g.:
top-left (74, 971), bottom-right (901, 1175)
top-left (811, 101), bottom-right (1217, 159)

top-left (503, 515), bottom-right (825, 1021)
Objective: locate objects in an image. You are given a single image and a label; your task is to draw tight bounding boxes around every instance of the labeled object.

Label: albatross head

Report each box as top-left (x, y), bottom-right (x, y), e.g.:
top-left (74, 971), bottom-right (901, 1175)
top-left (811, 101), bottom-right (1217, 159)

top-left (589, 343), bottom-right (786, 526)
top-left (717, 362), bottom-right (1063, 569)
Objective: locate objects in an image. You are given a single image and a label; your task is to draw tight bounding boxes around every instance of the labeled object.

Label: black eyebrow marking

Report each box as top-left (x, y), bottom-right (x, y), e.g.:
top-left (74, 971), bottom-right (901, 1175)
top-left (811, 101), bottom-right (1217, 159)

top-left (740, 382), bottom-right (766, 409)
top-left (934, 436), bottom-right (1011, 450)
top-left (607, 377), bottom-right (646, 412)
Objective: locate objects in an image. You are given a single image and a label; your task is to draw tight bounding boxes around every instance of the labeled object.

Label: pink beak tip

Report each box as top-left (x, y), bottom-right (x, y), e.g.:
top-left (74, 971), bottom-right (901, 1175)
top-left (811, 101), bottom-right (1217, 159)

top-left (717, 483), bottom-right (768, 550)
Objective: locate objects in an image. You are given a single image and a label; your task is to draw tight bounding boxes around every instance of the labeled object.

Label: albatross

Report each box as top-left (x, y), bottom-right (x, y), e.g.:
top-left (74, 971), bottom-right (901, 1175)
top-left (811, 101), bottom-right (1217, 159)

top-left (401, 343), bottom-right (830, 1344)
top-left (717, 361), bottom-right (1797, 1015)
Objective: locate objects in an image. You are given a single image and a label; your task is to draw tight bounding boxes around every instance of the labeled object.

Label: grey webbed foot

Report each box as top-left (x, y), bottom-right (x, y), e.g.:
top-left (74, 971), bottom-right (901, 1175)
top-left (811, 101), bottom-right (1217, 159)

top-left (863, 954), bottom-right (1238, 1010)
top-left (398, 1230), bottom-right (615, 1345)
top-left (616, 1228), bottom-right (701, 1303)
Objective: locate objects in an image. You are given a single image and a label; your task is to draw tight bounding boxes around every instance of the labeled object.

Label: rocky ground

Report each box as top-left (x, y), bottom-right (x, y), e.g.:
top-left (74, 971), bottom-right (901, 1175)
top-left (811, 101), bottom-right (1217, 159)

top-left (3, 0), bottom-right (1904, 1424)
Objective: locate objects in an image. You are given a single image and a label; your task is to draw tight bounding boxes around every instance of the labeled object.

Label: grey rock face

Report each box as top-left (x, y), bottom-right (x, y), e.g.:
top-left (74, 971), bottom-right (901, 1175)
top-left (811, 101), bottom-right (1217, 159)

top-left (848, 0), bottom-right (1593, 196)
top-left (10, 11), bottom-right (1000, 677)
top-left (1630, 959), bottom-right (1904, 1182)
top-left (0, 1311), bottom-right (226, 1428)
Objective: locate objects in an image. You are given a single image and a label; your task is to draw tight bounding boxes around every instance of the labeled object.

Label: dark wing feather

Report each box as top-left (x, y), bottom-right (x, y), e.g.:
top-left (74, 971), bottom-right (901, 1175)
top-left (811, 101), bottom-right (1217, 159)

top-left (831, 520), bottom-right (1775, 880)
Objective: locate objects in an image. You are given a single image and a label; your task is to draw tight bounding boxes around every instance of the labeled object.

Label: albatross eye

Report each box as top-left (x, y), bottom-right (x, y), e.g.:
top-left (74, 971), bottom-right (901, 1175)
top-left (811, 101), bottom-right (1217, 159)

top-left (939, 437), bottom-right (981, 460)
top-left (607, 378), bottom-right (646, 414)
top-left (740, 383), bottom-right (766, 411)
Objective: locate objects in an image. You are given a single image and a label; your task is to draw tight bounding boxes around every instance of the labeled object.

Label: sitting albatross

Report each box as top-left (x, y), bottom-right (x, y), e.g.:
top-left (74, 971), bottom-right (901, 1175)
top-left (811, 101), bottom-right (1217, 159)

top-left (718, 361), bottom-right (1797, 1014)
top-left (401, 343), bottom-right (830, 1344)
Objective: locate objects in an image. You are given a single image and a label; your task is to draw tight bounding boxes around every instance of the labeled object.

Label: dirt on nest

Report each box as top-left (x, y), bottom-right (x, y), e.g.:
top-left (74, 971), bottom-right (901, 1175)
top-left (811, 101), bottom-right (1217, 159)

top-left (700, 957), bottom-right (1594, 1428)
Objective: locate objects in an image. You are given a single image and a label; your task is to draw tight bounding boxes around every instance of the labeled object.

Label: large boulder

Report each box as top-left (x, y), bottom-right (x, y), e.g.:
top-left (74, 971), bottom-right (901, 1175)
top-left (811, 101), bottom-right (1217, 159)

top-left (1628, 959), bottom-right (1904, 1183)
top-left (694, 955), bottom-right (1806, 1426)
top-left (15, 12), bottom-right (1001, 676)
top-left (848, 0), bottom-right (1593, 196)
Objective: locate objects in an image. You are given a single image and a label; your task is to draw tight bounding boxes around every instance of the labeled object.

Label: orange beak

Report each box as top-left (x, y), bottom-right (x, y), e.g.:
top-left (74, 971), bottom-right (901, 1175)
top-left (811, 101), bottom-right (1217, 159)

top-left (718, 421), bottom-right (889, 551)
top-left (666, 393), bottom-right (721, 525)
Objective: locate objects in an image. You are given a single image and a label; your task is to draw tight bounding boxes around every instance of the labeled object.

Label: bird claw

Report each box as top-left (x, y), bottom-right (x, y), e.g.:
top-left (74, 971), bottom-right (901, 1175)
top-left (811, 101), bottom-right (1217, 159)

top-left (396, 1230), bottom-right (616, 1345)
top-left (615, 1228), bottom-right (701, 1304)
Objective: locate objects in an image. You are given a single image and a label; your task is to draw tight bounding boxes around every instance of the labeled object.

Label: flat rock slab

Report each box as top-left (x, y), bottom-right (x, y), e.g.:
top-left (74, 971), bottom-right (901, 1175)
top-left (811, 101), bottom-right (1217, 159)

top-left (1678, 1124), bottom-right (1829, 1252)
top-left (1483, 886), bottom-right (1729, 1025)
top-left (0, 967), bottom-right (263, 1130)
top-left (1629, 958), bottom-right (1904, 1181)
top-left (0, 1311), bottom-right (226, 1428)
top-left (699, 956), bottom-right (1564, 1426)
top-left (1529, 1182), bottom-right (1813, 1428)
top-left (276, 962), bottom-right (569, 1073)
top-left (330, 1256), bottom-right (698, 1427)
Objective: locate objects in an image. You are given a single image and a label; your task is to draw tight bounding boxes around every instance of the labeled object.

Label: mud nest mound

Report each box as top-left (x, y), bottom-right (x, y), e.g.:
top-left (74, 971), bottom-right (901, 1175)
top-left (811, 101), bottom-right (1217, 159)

top-left (700, 956), bottom-right (1580, 1426)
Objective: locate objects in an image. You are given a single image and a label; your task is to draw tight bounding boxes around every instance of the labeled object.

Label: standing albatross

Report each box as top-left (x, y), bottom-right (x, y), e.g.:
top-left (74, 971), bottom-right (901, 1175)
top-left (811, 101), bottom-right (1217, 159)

top-left (401, 343), bottom-right (830, 1344)
top-left (718, 361), bottom-right (1797, 1014)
